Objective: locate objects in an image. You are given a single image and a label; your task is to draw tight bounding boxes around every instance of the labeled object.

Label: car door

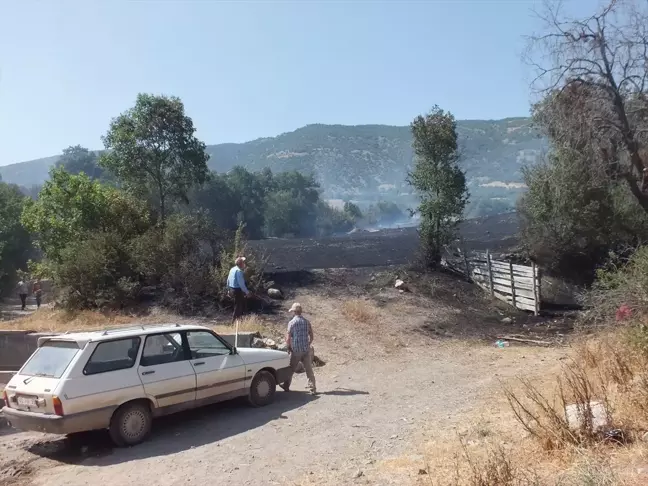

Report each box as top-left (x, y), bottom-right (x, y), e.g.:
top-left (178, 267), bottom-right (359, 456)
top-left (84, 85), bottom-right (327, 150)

top-left (137, 332), bottom-right (196, 409)
top-left (186, 330), bottom-right (246, 401)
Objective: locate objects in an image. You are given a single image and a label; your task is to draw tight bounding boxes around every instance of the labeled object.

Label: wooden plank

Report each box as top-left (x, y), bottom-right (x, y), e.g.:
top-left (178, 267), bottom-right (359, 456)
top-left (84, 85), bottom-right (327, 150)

top-left (476, 284), bottom-right (538, 312)
top-left (491, 283), bottom-right (537, 300)
top-left (469, 258), bottom-right (534, 275)
top-left (468, 259), bottom-right (537, 277)
top-left (509, 261), bottom-right (516, 309)
top-left (470, 262), bottom-right (534, 279)
top-left (532, 262), bottom-right (539, 316)
top-left (473, 279), bottom-right (537, 304)
top-left (497, 336), bottom-right (552, 346)
top-left (486, 250), bottom-right (494, 297)
top-left (471, 268), bottom-right (536, 288)
top-left (489, 261), bottom-right (535, 275)
top-left (474, 281), bottom-right (538, 312)
top-left (473, 280), bottom-right (535, 303)
top-left (473, 266), bottom-right (533, 288)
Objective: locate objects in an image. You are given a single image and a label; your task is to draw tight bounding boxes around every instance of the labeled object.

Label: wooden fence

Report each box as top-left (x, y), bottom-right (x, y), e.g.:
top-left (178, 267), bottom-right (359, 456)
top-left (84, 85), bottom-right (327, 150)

top-left (442, 248), bottom-right (541, 315)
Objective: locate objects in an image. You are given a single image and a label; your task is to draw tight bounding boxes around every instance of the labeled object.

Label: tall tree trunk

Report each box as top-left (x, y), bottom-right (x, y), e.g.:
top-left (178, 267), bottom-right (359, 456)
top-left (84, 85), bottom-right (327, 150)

top-left (159, 186), bottom-right (166, 224)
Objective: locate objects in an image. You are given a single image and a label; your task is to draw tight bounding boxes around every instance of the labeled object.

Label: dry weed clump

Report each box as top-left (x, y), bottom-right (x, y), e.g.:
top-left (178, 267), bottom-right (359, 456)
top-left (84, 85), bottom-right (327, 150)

top-left (341, 299), bottom-right (377, 324)
top-left (504, 333), bottom-right (648, 452)
top-left (213, 314), bottom-right (267, 335)
top-left (2, 307), bottom-right (265, 335)
top-left (2, 308), bottom-right (149, 333)
top-left (434, 442), bottom-right (538, 486)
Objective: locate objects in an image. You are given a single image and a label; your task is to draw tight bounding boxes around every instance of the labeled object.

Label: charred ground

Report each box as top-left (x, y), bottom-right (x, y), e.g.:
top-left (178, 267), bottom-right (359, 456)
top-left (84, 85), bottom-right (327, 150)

top-left (250, 213), bottom-right (519, 272)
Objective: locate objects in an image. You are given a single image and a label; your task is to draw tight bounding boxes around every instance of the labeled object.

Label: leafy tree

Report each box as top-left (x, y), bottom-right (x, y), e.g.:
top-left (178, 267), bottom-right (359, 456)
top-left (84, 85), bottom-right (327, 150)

top-left (0, 182), bottom-right (32, 294)
top-left (57, 145), bottom-right (103, 179)
top-left (22, 168), bottom-right (150, 262)
top-left (187, 173), bottom-right (240, 231)
top-left (527, 0), bottom-right (648, 212)
top-left (264, 171), bottom-right (320, 237)
top-left (100, 93), bottom-right (209, 222)
top-left (519, 146), bottom-right (648, 282)
top-left (343, 201), bottom-right (363, 220)
top-left (364, 201), bottom-right (405, 226)
top-left (315, 201), bottom-right (354, 236)
top-left (409, 106), bottom-right (468, 267)
top-left (224, 167), bottom-right (268, 239)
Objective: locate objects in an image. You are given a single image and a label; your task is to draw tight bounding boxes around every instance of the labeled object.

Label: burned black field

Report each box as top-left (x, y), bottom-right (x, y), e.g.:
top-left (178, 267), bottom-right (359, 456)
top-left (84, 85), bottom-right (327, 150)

top-left (250, 213), bottom-right (519, 271)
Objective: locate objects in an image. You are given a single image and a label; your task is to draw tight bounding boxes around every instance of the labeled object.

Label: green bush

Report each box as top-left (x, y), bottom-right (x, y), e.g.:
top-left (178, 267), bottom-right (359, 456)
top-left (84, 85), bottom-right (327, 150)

top-left (518, 148), bottom-right (648, 283)
top-left (52, 232), bottom-right (139, 309)
top-left (584, 245), bottom-right (648, 326)
top-left (315, 201), bottom-right (354, 236)
top-left (129, 216), bottom-right (267, 314)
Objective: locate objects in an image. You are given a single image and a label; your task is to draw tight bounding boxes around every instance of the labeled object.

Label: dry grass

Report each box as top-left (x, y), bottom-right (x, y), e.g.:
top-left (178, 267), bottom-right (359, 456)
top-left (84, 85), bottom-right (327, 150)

top-left (0, 307), bottom-right (269, 336)
top-left (213, 314), bottom-right (267, 335)
top-left (1, 308), bottom-right (155, 333)
top-left (503, 332), bottom-right (648, 452)
top-left (403, 332), bottom-right (648, 486)
top-left (340, 298), bottom-right (377, 324)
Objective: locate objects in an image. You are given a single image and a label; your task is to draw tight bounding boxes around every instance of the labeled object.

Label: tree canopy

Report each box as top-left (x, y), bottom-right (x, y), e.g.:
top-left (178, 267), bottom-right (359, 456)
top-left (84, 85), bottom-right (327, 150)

top-left (100, 93), bottom-right (210, 222)
top-left (0, 182), bottom-right (32, 294)
top-left (21, 168), bottom-right (150, 262)
top-left (58, 145), bottom-right (104, 179)
top-left (409, 106), bottom-right (468, 266)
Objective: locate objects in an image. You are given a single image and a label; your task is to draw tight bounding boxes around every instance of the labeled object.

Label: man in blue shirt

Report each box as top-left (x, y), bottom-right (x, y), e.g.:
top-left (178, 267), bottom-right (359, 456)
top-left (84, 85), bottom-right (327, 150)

top-left (227, 256), bottom-right (250, 323)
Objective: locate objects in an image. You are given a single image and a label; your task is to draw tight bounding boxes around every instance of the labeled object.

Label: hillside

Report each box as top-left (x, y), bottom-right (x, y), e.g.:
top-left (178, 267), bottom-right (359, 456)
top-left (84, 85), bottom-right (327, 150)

top-left (0, 118), bottom-right (544, 212)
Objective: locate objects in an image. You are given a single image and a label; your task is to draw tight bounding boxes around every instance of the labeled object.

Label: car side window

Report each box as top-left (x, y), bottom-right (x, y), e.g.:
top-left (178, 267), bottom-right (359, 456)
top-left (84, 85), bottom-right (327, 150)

top-left (83, 337), bottom-right (141, 375)
top-left (186, 331), bottom-right (230, 359)
top-left (140, 332), bottom-right (185, 367)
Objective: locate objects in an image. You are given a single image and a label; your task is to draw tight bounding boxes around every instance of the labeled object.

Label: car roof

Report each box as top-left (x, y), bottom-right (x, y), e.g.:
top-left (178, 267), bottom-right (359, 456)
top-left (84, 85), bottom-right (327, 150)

top-left (37, 323), bottom-right (212, 348)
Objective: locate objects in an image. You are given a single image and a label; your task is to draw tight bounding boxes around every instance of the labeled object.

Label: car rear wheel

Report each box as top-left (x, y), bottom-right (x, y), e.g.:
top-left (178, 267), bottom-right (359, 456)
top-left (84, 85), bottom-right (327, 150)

top-left (248, 370), bottom-right (276, 407)
top-left (109, 401), bottom-right (152, 447)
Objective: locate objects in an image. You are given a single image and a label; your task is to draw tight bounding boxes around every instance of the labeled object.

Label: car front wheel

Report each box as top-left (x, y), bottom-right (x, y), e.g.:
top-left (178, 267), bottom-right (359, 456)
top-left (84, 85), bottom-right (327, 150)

top-left (248, 370), bottom-right (276, 407)
top-left (109, 401), bottom-right (152, 447)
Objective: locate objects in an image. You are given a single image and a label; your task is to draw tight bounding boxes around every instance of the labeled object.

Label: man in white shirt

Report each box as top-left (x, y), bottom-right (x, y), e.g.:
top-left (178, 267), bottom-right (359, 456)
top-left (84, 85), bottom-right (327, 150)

top-left (16, 279), bottom-right (28, 311)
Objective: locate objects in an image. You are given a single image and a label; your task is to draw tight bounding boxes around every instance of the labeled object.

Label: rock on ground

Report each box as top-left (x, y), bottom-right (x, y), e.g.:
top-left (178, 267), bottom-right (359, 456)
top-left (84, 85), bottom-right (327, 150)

top-left (565, 401), bottom-right (608, 431)
top-left (267, 288), bottom-right (284, 300)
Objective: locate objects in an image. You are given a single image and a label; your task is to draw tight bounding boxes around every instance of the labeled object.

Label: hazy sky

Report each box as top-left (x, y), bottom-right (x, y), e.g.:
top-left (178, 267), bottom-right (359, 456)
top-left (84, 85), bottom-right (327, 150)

top-left (0, 0), bottom-right (595, 165)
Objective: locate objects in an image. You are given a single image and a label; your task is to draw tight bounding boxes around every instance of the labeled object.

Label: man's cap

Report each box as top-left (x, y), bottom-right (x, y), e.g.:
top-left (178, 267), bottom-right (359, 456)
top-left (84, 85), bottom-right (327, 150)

top-left (289, 302), bottom-right (302, 313)
top-left (235, 256), bottom-right (246, 265)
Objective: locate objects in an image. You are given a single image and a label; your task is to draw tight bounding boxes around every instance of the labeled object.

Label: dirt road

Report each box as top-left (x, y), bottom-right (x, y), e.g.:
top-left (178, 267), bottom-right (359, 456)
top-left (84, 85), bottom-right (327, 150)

top-left (0, 269), bottom-right (567, 486)
top-left (1, 343), bottom-right (563, 486)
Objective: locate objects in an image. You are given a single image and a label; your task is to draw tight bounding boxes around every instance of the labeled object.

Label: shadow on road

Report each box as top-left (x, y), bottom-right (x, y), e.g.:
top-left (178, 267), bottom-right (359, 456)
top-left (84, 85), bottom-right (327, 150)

top-left (26, 391), bottom-right (318, 466)
top-left (319, 388), bottom-right (369, 397)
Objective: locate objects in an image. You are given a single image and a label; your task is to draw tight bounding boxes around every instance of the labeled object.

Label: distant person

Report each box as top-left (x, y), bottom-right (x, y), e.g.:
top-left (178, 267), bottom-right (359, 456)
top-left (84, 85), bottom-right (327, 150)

top-left (281, 303), bottom-right (316, 395)
top-left (227, 256), bottom-right (250, 323)
top-left (16, 278), bottom-right (29, 311)
top-left (32, 279), bottom-right (42, 309)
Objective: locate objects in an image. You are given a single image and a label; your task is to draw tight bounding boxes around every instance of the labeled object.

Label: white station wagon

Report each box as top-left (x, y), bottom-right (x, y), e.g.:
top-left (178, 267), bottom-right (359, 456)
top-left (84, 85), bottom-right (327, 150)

top-left (2, 324), bottom-right (291, 446)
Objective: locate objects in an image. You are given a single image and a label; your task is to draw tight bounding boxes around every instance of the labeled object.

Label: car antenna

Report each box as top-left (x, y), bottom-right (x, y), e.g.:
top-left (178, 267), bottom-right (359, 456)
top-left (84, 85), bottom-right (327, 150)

top-left (235, 318), bottom-right (239, 349)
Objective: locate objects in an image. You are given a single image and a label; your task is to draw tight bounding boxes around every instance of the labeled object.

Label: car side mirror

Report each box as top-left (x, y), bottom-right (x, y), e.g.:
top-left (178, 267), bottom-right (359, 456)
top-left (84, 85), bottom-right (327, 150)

top-left (230, 347), bottom-right (237, 355)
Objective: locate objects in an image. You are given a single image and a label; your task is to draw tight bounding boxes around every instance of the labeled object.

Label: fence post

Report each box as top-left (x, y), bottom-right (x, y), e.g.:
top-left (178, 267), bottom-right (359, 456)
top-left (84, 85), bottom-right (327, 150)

top-left (532, 262), bottom-right (539, 316)
top-left (486, 250), bottom-right (494, 297)
top-left (462, 246), bottom-right (470, 279)
top-left (509, 261), bottom-right (516, 309)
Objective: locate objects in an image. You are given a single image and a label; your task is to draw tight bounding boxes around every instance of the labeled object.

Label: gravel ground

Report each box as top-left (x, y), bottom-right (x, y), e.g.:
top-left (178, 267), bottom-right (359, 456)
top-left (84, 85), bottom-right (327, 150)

top-left (0, 267), bottom-right (567, 486)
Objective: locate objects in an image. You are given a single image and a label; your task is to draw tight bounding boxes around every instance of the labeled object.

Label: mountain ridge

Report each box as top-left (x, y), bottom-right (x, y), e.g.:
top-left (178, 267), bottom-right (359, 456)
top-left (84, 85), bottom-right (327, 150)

top-left (0, 118), bottom-right (544, 215)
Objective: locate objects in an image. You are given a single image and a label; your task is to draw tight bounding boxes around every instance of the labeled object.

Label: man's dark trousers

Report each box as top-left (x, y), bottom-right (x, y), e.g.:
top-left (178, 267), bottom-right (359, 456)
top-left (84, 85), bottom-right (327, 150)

top-left (230, 287), bottom-right (245, 322)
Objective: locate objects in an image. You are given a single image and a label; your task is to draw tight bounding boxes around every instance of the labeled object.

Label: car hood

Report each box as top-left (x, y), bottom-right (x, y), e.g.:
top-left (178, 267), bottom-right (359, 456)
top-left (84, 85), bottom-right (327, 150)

top-left (237, 347), bottom-right (289, 364)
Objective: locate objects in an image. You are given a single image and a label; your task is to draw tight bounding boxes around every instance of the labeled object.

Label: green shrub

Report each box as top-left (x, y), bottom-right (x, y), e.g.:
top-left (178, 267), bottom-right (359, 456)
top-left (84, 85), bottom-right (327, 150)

top-left (584, 245), bottom-right (648, 328)
top-left (52, 232), bottom-right (139, 309)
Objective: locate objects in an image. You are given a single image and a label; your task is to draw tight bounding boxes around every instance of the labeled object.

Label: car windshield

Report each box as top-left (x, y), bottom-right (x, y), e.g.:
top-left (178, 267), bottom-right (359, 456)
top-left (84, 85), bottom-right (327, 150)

top-left (21, 341), bottom-right (80, 378)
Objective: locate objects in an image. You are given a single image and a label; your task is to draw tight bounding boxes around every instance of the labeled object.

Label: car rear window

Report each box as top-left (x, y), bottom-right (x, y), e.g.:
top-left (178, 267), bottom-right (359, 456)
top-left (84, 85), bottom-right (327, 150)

top-left (21, 341), bottom-right (80, 379)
